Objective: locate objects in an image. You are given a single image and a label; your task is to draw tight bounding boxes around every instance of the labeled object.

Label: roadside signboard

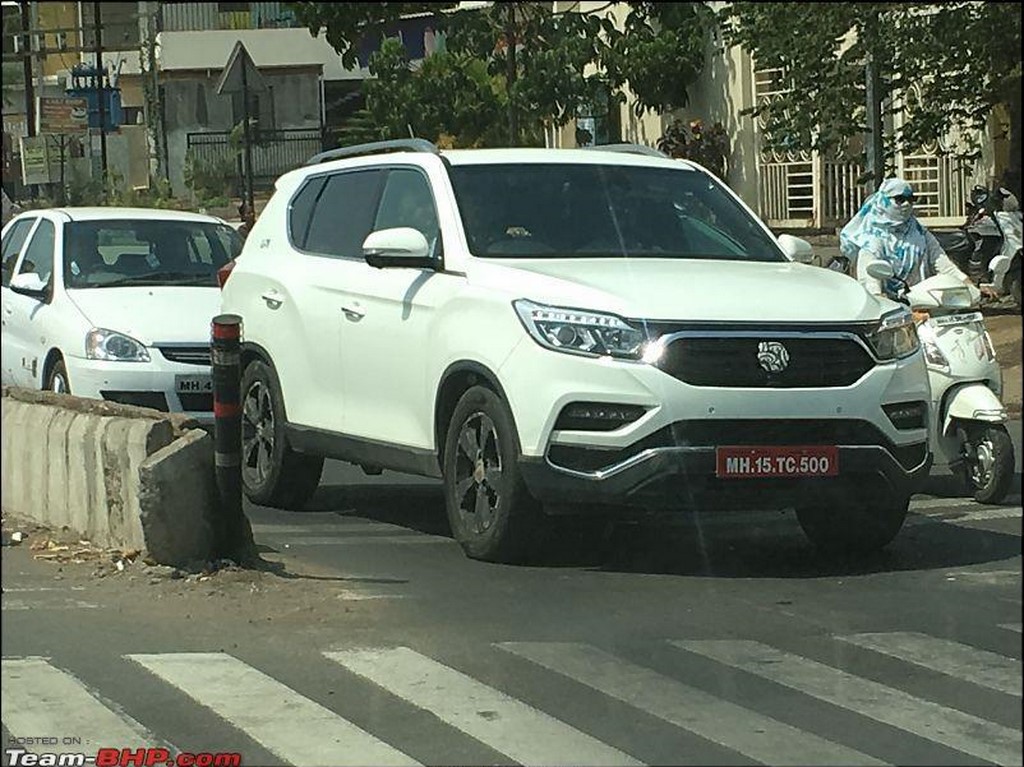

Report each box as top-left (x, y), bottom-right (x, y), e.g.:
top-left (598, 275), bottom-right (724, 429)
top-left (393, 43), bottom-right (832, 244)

top-left (20, 136), bottom-right (54, 185)
top-left (38, 97), bottom-right (90, 134)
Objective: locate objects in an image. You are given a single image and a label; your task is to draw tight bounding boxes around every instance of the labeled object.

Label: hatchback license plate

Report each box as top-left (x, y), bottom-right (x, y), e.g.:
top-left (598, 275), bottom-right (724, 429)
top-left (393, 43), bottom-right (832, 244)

top-left (716, 446), bottom-right (839, 479)
top-left (175, 374), bottom-right (212, 394)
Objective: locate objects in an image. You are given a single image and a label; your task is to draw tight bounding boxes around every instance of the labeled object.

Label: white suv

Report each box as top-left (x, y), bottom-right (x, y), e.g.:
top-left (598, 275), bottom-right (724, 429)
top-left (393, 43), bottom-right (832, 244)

top-left (220, 140), bottom-right (932, 562)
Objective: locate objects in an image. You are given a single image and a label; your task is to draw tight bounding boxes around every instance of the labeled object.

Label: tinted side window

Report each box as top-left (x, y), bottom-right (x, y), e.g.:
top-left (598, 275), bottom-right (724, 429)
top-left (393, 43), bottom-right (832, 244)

top-left (18, 219), bottom-right (55, 286)
top-left (374, 168), bottom-right (441, 255)
top-left (304, 170), bottom-right (385, 258)
top-left (1, 218), bottom-right (37, 287)
top-left (289, 175), bottom-right (327, 249)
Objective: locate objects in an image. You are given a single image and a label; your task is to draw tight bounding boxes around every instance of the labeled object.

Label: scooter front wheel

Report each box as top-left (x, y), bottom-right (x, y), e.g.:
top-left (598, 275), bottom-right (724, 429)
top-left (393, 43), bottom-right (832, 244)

top-left (960, 424), bottom-right (1015, 504)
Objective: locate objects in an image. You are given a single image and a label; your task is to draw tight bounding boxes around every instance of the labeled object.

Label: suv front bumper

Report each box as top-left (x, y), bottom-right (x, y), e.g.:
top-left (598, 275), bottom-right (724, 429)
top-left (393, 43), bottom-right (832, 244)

top-left (519, 430), bottom-right (931, 511)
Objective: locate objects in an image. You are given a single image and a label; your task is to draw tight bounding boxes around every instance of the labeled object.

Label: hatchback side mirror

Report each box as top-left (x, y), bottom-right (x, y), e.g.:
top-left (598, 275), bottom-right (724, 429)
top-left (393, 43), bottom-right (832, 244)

top-left (777, 234), bottom-right (815, 264)
top-left (362, 227), bottom-right (435, 269)
top-left (9, 271), bottom-right (49, 299)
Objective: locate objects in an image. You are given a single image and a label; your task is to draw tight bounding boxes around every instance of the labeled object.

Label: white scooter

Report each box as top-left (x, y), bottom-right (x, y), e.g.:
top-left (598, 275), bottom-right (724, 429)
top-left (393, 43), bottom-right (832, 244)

top-left (866, 261), bottom-right (1016, 503)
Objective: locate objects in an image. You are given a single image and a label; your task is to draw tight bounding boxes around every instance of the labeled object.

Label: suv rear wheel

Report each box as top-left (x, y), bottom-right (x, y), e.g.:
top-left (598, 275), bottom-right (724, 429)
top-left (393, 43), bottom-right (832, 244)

top-left (240, 359), bottom-right (324, 509)
top-left (442, 386), bottom-right (540, 563)
top-left (795, 486), bottom-right (909, 554)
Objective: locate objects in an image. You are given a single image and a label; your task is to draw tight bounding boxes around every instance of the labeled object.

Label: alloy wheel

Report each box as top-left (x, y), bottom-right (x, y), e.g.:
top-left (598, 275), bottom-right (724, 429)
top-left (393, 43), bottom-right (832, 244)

top-left (452, 411), bottom-right (503, 534)
top-left (242, 380), bottom-right (275, 486)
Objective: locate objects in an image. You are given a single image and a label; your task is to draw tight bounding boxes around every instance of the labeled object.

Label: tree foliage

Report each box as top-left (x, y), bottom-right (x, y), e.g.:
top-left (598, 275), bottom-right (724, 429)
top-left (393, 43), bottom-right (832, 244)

top-left (721, 2), bottom-right (1022, 195)
top-left (289, 1), bottom-right (714, 147)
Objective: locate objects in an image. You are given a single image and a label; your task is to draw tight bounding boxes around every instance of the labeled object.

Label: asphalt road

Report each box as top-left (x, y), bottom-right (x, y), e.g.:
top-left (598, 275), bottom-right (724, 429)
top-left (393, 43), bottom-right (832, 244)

top-left (2, 422), bottom-right (1021, 767)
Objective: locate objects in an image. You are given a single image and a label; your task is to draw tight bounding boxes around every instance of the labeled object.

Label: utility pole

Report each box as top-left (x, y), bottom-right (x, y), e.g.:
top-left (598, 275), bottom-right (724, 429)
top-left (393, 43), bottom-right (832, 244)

top-left (19, 0), bottom-right (35, 137)
top-left (865, 51), bottom-right (883, 194)
top-left (240, 59), bottom-right (255, 218)
top-left (93, 1), bottom-right (108, 190)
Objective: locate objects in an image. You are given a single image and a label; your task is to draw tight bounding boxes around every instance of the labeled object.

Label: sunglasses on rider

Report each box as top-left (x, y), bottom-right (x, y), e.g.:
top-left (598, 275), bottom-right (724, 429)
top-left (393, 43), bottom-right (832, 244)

top-left (891, 193), bottom-right (914, 204)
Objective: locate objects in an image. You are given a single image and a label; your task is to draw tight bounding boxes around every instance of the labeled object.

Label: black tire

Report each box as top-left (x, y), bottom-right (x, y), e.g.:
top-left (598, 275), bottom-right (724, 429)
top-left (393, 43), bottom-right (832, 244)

top-left (239, 359), bottom-right (323, 509)
top-left (962, 424), bottom-right (1015, 505)
top-left (1007, 268), bottom-right (1021, 310)
top-left (796, 486), bottom-right (909, 554)
top-left (442, 385), bottom-right (540, 563)
top-left (46, 358), bottom-right (70, 394)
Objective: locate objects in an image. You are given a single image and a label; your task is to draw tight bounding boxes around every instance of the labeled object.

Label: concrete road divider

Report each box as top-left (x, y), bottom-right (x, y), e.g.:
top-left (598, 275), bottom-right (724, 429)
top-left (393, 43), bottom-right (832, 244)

top-left (1, 387), bottom-right (218, 567)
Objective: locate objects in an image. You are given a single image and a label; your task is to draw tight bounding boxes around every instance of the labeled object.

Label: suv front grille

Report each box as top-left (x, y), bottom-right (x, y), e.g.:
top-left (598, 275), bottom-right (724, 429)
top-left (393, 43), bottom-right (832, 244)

top-left (657, 336), bottom-right (874, 387)
top-left (158, 346), bottom-right (211, 366)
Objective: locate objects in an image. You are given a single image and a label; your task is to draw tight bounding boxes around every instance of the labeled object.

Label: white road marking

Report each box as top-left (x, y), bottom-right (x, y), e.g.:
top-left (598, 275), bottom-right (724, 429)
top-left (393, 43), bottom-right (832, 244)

top-left (998, 623), bottom-right (1023, 634)
top-left (279, 535), bottom-right (451, 546)
top-left (673, 639), bottom-right (1022, 766)
top-left (1, 657), bottom-right (164, 751)
top-left (324, 647), bottom-right (641, 767)
top-left (836, 632), bottom-right (1021, 696)
top-left (2, 599), bottom-right (98, 611)
top-left (498, 641), bottom-right (882, 766)
top-left (129, 652), bottom-right (419, 767)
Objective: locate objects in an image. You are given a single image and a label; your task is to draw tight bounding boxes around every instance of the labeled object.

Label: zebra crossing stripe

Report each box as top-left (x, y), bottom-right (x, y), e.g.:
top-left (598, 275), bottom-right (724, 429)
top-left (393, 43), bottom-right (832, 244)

top-left (999, 623), bottom-right (1023, 633)
top-left (2, 657), bottom-right (163, 751)
top-left (673, 639), bottom-right (1022, 766)
top-left (128, 652), bottom-right (419, 767)
top-left (837, 632), bottom-right (1022, 696)
top-left (324, 647), bottom-right (641, 767)
top-left (498, 642), bottom-right (882, 766)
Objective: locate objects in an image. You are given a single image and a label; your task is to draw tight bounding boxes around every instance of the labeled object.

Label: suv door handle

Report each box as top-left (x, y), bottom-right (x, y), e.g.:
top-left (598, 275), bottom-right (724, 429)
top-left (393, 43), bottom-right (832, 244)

top-left (341, 302), bottom-right (365, 321)
top-left (260, 290), bottom-right (284, 309)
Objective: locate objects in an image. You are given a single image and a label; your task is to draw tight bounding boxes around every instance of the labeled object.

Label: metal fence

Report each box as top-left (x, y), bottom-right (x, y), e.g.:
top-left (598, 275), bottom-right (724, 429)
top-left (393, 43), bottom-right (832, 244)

top-left (185, 128), bottom-right (324, 186)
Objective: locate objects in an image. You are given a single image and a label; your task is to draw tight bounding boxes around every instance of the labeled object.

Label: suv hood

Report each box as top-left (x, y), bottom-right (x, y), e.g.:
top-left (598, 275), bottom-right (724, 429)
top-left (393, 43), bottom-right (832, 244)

top-left (66, 287), bottom-right (221, 345)
top-left (467, 258), bottom-right (888, 323)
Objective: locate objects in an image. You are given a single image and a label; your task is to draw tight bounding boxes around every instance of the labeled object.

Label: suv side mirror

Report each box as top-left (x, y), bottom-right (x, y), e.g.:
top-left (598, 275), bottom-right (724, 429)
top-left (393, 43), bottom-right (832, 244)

top-left (777, 234), bottom-right (815, 264)
top-left (362, 227), bottom-right (435, 269)
top-left (9, 271), bottom-right (49, 299)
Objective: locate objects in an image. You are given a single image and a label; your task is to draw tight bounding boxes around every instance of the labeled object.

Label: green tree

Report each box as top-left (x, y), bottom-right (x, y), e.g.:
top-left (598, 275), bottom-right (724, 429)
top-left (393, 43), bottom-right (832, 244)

top-left (289, 2), bottom-right (715, 147)
top-left (720, 2), bottom-right (1022, 196)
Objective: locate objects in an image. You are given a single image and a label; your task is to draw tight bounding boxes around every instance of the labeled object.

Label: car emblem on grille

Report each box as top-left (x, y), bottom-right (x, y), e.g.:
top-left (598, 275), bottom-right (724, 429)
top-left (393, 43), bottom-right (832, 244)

top-left (757, 341), bottom-right (790, 373)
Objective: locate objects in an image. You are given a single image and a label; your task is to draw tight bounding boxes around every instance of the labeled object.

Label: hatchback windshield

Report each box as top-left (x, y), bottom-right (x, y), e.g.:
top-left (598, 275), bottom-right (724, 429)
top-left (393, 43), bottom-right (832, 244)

top-left (448, 163), bottom-right (785, 262)
top-left (64, 219), bottom-right (242, 288)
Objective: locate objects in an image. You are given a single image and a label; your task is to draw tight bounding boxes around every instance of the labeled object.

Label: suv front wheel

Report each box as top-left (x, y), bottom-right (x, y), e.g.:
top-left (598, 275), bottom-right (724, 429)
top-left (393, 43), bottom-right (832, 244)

top-left (240, 359), bottom-right (324, 509)
top-left (795, 486), bottom-right (909, 554)
top-left (442, 386), bottom-right (540, 563)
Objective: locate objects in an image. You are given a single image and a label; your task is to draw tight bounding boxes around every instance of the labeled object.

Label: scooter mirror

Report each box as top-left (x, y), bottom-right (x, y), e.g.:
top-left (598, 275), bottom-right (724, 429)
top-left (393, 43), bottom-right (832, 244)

top-left (865, 260), bottom-right (895, 280)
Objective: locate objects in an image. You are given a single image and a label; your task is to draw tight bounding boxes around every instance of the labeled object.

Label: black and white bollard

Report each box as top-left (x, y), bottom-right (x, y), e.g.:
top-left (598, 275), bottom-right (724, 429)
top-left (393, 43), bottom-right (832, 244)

top-left (211, 313), bottom-right (256, 564)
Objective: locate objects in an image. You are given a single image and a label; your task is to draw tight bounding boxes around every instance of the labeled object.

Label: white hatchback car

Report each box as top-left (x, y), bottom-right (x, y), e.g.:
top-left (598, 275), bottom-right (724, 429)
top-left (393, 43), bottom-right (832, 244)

top-left (221, 140), bottom-right (932, 562)
top-left (1, 207), bottom-right (242, 418)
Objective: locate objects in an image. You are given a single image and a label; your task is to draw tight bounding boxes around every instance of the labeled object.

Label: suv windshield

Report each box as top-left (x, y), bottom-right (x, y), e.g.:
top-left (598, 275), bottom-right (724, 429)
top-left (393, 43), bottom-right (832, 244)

top-left (449, 163), bottom-right (785, 262)
top-left (64, 219), bottom-right (242, 289)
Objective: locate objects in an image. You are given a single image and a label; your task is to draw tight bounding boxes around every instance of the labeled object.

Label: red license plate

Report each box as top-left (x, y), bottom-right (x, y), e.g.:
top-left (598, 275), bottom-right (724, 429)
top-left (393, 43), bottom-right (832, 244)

top-left (716, 445), bottom-right (839, 479)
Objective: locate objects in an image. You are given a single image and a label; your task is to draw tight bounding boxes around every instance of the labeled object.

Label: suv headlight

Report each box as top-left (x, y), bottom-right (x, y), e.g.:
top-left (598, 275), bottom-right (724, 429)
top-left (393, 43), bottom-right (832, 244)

top-left (514, 300), bottom-right (645, 359)
top-left (86, 328), bottom-right (151, 362)
top-left (866, 309), bottom-right (920, 360)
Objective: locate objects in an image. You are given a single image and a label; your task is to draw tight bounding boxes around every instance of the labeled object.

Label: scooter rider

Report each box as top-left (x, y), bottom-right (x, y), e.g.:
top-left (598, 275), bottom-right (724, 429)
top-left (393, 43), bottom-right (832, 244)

top-left (840, 177), bottom-right (986, 309)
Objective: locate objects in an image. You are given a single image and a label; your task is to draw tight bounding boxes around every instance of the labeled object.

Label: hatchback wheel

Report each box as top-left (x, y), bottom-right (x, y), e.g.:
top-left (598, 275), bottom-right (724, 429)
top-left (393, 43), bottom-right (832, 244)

top-left (47, 359), bottom-right (70, 394)
top-left (240, 360), bottom-right (323, 509)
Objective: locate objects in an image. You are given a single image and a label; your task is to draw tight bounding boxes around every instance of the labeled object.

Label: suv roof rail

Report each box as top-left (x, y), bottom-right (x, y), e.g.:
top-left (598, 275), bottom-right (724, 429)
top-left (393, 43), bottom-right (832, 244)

top-left (306, 138), bottom-right (440, 166)
top-left (583, 143), bottom-right (668, 159)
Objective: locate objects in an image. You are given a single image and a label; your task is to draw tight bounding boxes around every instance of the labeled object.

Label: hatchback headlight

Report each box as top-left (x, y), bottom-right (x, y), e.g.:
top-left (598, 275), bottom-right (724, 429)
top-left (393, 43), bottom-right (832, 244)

top-left (866, 310), bottom-right (920, 360)
top-left (86, 328), bottom-right (150, 362)
top-left (514, 300), bottom-right (645, 359)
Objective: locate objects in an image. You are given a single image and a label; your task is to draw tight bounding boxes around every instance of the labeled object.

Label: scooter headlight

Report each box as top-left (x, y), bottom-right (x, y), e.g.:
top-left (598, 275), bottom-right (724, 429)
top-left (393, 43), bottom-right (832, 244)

top-left (915, 322), bottom-right (950, 370)
top-left (927, 286), bottom-right (973, 309)
top-left (867, 309), bottom-right (920, 360)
